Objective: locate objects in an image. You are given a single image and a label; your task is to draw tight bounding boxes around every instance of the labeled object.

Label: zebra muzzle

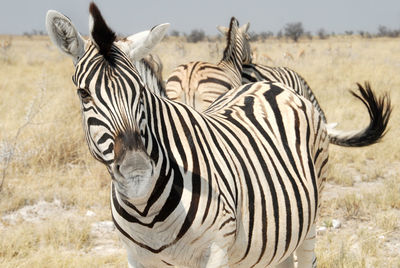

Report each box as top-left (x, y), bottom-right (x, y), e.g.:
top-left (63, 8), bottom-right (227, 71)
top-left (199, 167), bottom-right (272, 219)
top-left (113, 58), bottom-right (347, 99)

top-left (115, 151), bottom-right (153, 179)
top-left (111, 150), bottom-right (155, 199)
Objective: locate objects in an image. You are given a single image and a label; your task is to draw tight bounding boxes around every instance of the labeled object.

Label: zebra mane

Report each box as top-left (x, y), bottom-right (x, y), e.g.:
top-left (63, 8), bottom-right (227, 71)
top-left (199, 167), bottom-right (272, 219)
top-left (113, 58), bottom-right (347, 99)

top-left (221, 17), bottom-right (239, 62)
top-left (89, 2), bottom-right (116, 61)
top-left (134, 56), bottom-right (167, 97)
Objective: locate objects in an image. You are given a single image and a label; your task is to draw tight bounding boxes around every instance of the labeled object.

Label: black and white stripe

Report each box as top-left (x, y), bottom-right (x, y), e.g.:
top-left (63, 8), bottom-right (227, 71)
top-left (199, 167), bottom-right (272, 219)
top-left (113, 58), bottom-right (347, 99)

top-left (165, 17), bottom-right (251, 111)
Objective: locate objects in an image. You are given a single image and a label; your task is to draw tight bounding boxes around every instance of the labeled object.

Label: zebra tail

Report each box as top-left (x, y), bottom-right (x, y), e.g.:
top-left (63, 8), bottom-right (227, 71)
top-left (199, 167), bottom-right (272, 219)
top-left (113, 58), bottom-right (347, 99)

top-left (328, 82), bottom-right (392, 147)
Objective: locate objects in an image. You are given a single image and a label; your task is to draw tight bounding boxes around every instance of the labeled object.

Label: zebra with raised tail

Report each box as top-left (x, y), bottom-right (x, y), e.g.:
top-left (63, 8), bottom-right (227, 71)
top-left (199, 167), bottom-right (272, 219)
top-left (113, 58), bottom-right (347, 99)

top-left (165, 17), bottom-right (251, 112)
top-left (46, 3), bottom-right (391, 268)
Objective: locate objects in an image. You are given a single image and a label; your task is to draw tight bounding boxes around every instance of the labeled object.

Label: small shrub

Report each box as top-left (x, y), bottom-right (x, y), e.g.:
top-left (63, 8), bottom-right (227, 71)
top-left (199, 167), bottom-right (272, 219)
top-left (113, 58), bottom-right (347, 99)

top-left (283, 22), bottom-right (304, 42)
top-left (336, 193), bottom-right (365, 219)
top-left (377, 25), bottom-right (400, 38)
top-left (250, 31), bottom-right (274, 42)
top-left (186, 29), bottom-right (205, 43)
top-left (317, 28), bottom-right (329, 40)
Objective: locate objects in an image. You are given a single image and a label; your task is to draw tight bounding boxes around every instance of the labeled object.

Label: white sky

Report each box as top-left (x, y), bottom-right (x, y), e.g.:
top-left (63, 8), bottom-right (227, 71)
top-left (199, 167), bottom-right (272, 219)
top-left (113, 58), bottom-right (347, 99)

top-left (1, 0), bottom-right (400, 35)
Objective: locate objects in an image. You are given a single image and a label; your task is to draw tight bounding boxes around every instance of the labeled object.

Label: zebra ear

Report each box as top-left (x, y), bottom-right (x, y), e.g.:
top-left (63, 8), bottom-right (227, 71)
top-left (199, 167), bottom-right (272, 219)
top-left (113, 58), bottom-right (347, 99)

top-left (216, 25), bottom-right (229, 35)
top-left (46, 10), bottom-right (86, 64)
top-left (89, 2), bottom-right (116, 60)
top-left (117, 23), bottom-right (170, 61)
top-left (240, 22), bottom-right (250, 33)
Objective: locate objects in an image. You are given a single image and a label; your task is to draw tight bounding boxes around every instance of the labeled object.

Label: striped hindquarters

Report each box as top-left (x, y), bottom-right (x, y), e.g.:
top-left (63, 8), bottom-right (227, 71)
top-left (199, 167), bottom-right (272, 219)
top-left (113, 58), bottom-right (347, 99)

top-left (242, 64), bottom-right (392, 148)
top-left (166, 61), bottom-right (236, 111)
top-left (242, 63), bottom-right (327, 123)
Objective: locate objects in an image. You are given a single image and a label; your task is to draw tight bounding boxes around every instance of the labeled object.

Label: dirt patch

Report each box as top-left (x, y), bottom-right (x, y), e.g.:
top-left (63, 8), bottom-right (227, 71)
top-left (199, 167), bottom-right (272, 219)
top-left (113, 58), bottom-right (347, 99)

top-left (321, 180), bottom-right (386, 202)
top-left (2, 199), bottom-right (75, 224)
top-left (1, 199), bottom-right (124, 256)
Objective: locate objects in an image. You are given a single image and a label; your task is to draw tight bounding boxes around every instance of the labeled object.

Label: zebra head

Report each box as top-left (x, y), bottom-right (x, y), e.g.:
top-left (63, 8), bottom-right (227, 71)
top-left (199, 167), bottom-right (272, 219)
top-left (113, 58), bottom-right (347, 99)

top-left (217, 17), bottom-right (252, 65)
top-left (46, 3), bottom-right (164, 200)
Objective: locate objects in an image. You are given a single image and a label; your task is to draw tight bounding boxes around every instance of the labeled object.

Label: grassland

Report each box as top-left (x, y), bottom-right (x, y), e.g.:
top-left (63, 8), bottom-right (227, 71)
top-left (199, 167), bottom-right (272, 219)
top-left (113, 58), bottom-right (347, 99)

top-left (0, 35), bottom-right (399, 267)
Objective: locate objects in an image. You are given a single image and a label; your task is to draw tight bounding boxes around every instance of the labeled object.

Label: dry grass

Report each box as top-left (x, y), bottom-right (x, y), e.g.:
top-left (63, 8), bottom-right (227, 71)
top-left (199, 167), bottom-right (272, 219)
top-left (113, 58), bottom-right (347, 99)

top-left (0, 35), bottom-right (399, 267)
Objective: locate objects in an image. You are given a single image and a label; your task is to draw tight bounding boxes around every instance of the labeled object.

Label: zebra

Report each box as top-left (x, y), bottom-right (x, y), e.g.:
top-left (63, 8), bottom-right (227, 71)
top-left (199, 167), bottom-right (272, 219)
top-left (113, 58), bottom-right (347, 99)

top-left (165, 16), bottom-right (251, 112)
top-left (46, 3), bottom-right (391, 268)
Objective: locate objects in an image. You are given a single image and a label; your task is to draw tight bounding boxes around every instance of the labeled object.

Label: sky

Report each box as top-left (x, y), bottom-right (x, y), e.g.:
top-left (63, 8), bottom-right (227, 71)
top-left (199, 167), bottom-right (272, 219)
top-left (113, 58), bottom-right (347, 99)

top-left (1, 0), bottom-right (400, 36)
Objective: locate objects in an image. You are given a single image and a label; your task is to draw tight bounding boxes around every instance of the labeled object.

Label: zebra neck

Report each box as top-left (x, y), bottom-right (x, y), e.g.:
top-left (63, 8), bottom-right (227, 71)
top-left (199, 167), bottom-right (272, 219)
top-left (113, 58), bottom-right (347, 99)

top-left (218, 59), bottom-right (243, 88)
top-left (219, 34), bottom-right (245, 79)
top-left (111, 135), bottom-right (186, 224)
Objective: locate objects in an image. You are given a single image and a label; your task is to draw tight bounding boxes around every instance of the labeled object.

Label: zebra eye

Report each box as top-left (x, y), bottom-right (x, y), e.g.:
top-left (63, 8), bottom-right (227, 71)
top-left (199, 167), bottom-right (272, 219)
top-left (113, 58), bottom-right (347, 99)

top-left (77, 88), bottom-right (92, 102)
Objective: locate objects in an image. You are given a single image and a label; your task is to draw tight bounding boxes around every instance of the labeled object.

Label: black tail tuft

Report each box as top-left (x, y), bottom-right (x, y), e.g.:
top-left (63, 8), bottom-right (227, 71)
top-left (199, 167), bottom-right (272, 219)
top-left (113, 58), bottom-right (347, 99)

top-left (329, 81), bottom-right (392, 147)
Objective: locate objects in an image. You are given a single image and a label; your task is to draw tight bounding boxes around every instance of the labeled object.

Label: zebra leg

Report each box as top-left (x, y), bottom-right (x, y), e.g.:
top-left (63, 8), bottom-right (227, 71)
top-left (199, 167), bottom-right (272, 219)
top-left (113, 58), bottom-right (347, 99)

top-left (275, 253), bottom-right (295, 268)
top-left (202, 242), bottom-right (230, 268)
top-left (295, 224), bottom-right (317, 268)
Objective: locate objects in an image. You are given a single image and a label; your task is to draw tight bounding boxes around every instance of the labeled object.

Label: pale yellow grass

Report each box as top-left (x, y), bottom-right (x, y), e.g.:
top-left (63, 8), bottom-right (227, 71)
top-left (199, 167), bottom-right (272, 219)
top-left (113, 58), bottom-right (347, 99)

top-left (0, 35), bottom-right (399, 267)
